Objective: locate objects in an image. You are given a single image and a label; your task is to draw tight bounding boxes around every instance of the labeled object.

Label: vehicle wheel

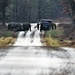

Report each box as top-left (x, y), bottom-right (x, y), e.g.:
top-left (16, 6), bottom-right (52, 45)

top-left (37, 23), bottom-right (39, 30)
top-left (29, 27), bottom-right (31, 31)
top-left (8, 25), bottom-right (10, 30)
top-left (37, 27), bottom-right (39, 30)
top-left (30, 28), bottom-right (31, 31)
top-left (55, 25), bottom-right (56, 29)
top-left (37, 26), bottom-right (39, 30)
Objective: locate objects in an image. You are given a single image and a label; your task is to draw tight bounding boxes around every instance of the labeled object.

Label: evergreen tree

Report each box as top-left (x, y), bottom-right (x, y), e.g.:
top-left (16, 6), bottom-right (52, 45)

top-left (0, 0), bottom-right (10, 25)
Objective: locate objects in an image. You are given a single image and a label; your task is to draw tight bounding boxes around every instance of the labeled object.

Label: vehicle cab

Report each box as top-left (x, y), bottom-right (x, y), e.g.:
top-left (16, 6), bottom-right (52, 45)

top-left (37, 19), bottom-right (56, 31)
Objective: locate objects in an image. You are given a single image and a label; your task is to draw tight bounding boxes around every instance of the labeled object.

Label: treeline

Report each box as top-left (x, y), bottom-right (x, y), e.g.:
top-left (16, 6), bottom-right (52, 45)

top-left (60, 0), bottom-right (75, 29)
top-left (1, 0), bottom-right (75, 24)
top-left (0, 0), bottom-right (10, 25)
top-left (0, 0), bottom-right (63, 23)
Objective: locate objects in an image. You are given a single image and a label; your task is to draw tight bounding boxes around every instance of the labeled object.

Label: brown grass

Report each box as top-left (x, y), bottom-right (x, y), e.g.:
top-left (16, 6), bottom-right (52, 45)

top-left (42, 38), bottom-right (60, 47)
top-left (0, 37), bottom-right (16, 48)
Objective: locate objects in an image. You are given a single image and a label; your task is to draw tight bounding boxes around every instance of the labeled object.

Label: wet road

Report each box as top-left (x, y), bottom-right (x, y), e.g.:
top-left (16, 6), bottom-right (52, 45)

top-left (0, 23), bottom-right (75, 75)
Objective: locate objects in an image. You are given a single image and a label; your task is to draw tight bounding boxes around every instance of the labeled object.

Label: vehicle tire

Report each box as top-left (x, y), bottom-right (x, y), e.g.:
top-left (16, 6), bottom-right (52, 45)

top-left (8, 25), bottom-right (11, 30)
top-left (55, 24), bottom-right (56, 29)
top-left (29, 24), bottom-right (31, 31)
top-left (37, 23), bottom-right (39, 30)
top-left (30, 27), bottom-right (31, 31)
top-left (37, 27), bottom-right (39, 30)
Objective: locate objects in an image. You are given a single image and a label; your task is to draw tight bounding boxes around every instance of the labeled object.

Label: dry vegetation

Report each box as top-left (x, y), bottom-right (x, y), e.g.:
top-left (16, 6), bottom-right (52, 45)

top-left (42, 37), bottom-right (60, 47)
top-left (42, 37), bottom-right (75, 47)
top-left (43, 21), bottom-right (75, 47)
top-left (0, 37), bottom-right (16, 48)
top-left (0, 25), bottom-right (17, 48)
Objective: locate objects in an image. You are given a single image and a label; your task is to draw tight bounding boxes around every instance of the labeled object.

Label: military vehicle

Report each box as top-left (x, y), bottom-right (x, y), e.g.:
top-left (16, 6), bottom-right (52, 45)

top-left (37, 19), bottom-right (56, 31)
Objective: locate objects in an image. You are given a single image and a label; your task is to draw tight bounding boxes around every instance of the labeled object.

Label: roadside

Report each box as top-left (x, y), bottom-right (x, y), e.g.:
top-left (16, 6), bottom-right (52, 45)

top-left (42, 20), bottom-right (75, 47)
top-left (0, 25), bottom-right (18, 48)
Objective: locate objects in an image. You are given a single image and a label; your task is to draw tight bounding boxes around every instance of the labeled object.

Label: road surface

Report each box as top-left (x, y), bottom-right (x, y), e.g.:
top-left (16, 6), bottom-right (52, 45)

top-left (0, 23), bottom-right (75, 75)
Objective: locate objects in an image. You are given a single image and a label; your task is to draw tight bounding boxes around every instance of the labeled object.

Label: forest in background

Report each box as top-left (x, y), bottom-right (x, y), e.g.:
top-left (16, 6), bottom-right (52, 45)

top-left (0, 0), bottom-right (75, 32)
top-left (0, 0), bottom-right (67, 23)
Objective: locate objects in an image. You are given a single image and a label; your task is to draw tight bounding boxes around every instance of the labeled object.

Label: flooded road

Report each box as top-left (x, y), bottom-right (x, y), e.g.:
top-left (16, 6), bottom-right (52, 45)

top-left (0, 23), bottom-right (75, 75)
top-left (13, 23), bottom-right (43, 46)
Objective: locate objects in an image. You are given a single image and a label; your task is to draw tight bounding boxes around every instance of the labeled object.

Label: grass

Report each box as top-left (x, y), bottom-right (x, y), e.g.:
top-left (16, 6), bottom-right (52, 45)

top-left (45, 27), bottom-right (64, 39)
top-left (0, 37), bottom-right (16, 48)
top-left (0, 25), bottom-right (18, 48)
top-left (43, 27), bottom-right (64, 47)
top-left (43, 37), bottom-right (60, 47)
top-left (43, 29), bottom-right (75, 47)
top-left (0, 31), bottom-right (18, 38)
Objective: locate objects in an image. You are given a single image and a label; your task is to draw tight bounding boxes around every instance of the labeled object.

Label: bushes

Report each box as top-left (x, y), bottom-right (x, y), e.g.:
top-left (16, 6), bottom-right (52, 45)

top-left (43, 27), bottom-right (64, 46)
top-left (0, 31), bottom-right (18, 38)
top-left (43, 38), bottom-right (60, 47)
top-left (46, 29), bottom-right (63, 38)
top-left (45, 27), bottom-right (64, 39)
top-left (0, 26), bottom-right (17, 47)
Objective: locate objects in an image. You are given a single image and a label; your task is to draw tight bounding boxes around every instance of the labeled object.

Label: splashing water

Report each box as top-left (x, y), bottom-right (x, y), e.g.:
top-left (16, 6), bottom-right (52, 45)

top-left (13, 23), bottom-right (43, 46)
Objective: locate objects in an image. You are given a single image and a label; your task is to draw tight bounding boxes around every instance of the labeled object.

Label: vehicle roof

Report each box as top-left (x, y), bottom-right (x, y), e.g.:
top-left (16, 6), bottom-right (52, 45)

top-left (9, 22), bottom-right (17, 24)
top-left (41, 21), bottom-right (49, 23)
top-left (22, 22), bottom-right (30, 24)
top-left (40, 19), bottom-right (52, 22)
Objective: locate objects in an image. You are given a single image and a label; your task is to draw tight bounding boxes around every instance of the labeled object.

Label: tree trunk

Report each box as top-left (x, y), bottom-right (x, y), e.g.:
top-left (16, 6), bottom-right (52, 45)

top-left (70, 0), bottom-right (75, 29)
top-left (28, 6), bottom-right (31, 22)
top-left (38, 9), bottom-right (41, 21)
top-left (38, 0), bottom-right (41, 21)
top-left (2, 9), bottom-right (5, 26)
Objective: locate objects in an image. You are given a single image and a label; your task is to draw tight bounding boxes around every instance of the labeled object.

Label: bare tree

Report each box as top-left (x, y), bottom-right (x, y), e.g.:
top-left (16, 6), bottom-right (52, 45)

top-left (60, 0), bottom-right (75, 29)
